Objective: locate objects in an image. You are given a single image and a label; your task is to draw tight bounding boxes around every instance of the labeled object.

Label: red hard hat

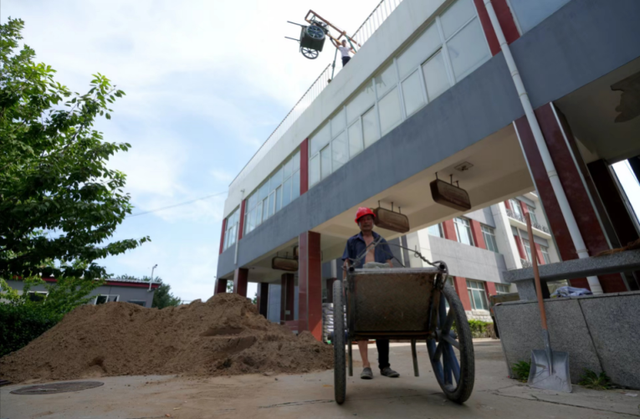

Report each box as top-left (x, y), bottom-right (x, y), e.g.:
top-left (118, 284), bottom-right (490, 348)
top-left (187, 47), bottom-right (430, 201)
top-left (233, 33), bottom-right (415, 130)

top-left (355, 207), bottom-right (375, 223)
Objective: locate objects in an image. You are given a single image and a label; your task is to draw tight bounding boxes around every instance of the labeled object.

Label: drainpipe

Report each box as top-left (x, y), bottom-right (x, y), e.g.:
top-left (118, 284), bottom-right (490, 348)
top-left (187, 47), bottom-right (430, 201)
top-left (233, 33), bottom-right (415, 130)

top-left (484, 0), bottom-right (603, 294)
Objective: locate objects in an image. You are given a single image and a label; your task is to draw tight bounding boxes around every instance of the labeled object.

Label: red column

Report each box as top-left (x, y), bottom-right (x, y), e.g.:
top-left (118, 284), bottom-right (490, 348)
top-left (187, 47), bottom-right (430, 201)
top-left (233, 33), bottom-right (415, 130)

top-left (298, 231), bottom-right (322, 340)
top-left (214, 277), bottom-right (228, 295)
top-left (535, 243), bottom-right (545, 265)
top-left (238, 199), bottom-right (246, 240)
top-left (300, 138), bottom-right (309, 195)
top-left (219, 218), bottom-right (227, 255)
top-left (515, 103), bottom-right (626, 292)
top-left (280, 274), bottom-right (295, 322)
top-left (470, 220), bottom-right (487, 249)
top-left (442, 219), bottom-right (457, 241)
top-left (504, 200), bottom-right (511, 210)
top-left (233, 268), bottom-right (248, 297)
top-left (513, 235), bottom-right (526, 260)
top-left (258, 283), bottom-right (269, 317)
top-left (473, 0), bottom-right (520, 56)
top-left (520, 201), bottom-right (529, 216)
top-left (452, 277), bottom-right (471, 311)
top-left (485, 281), bottom-right (497, 297)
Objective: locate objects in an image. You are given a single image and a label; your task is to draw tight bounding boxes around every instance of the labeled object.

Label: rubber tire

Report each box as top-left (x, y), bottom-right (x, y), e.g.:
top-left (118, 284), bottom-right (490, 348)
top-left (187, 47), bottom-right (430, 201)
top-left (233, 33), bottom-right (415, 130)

top-left (428, 283), bottom-right (475, 404)
top-left (333, 280), bottom-right (346, 404)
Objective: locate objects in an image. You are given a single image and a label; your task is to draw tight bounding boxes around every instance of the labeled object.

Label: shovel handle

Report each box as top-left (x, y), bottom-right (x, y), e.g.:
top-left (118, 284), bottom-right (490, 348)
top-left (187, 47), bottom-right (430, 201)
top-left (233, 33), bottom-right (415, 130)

top-left (526, 213), bottom-right (548, 331)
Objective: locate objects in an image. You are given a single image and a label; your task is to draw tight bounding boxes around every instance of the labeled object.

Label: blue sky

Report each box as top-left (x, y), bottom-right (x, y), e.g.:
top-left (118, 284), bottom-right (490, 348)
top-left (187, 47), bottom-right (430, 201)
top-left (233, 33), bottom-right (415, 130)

top-left (5, 1), bottom-right (640, 302)
top-left (4, 0), bottom-right (375, 301)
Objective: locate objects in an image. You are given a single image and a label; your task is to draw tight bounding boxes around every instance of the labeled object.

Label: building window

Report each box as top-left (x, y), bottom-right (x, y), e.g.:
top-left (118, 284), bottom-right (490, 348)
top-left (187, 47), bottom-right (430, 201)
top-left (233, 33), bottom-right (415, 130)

top-left (508, 0), bottom-right (571, 34)
top-left (467, 280), bottom-right (489, 310)
top-left (454, 217), bottom-right (474, 246)
top-left (522, 238), bottom-right (532, 262)
top-left (496, 284), bottom-right (511, 294)
top-left (95, 295), bottom-right (119, 305)
top-left (540, 245), bottom-right (551, 264)
top-left (243, 150), bottom-right (301, 235)
top-left (526, 205), bottom-right (539, 225)
top-left (223, 207), bottom-right (240, 250)
top-left (481, 224), bottom-right (498, 253)
top-left (27, 291), bottom-right (48, 302)
top-left (510, 199), bottom-right (524, 221)
top-left (427, 223), bottom-right (443, 238)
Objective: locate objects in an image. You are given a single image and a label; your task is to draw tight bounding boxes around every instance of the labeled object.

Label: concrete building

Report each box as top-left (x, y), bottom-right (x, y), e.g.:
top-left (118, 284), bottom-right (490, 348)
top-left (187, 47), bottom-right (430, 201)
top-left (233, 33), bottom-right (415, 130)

top-left (5, 277), bottom-right (160, 308)
top-left (217, 0), bottom-right (640, 340)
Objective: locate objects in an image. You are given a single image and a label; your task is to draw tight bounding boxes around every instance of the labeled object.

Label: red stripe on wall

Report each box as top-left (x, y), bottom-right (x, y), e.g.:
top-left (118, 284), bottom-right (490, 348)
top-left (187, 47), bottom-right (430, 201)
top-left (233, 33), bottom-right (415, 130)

top-left (442, 219), bottom-right (457, 241)
top-left (470, 220), bottom-right (487, 250)
top-left (535, 243), bottom-right (545, 265)
top-left (513, 235), bottom-right (526, 260)
top-left (504, 200), bottom-right (511, 210)
top-left (300, 138), bottom-right (309, 195)
top-left (238, 199), bottom-right (246, 240)
top-left (219, 218), bottom-right (227, 255)
top-left (474, 0), bottom-right (520, 56)
top-left (485, 281), bottom-right (497, 297)
top-left (453, 277), bottom-right (471, 311)
top-left (42, 277), bottom-right (159, 289)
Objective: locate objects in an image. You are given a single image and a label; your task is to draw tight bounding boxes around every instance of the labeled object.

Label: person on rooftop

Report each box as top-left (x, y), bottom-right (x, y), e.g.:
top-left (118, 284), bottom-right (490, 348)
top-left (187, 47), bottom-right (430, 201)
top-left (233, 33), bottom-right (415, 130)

top-left (332, 38), bottom-right (355, 67)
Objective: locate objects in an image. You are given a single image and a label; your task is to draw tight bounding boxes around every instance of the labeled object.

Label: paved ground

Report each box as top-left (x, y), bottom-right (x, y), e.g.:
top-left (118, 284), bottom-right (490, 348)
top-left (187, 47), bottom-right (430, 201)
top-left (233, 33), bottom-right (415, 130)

top-left (1, 339), bottom-right (639, 419)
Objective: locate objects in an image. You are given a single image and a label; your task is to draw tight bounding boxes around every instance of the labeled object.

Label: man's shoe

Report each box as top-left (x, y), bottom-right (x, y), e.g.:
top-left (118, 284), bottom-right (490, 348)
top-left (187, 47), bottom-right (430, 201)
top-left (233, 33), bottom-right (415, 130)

top-left (380, 367), bottom-right (399, 378)
top-left (360, 367), bottom-right (373, 380)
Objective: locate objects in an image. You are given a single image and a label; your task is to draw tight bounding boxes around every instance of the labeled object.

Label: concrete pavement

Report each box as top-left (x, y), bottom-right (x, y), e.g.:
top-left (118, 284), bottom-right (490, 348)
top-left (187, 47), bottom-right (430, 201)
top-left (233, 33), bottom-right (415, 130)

top-left (1, 340), bottom-right (639, 418)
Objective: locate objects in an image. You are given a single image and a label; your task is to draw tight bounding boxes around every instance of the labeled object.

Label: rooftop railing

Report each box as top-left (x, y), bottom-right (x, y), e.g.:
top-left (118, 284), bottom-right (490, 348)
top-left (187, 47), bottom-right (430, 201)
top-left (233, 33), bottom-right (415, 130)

top-left (230, 0), bottom-right (404, 187)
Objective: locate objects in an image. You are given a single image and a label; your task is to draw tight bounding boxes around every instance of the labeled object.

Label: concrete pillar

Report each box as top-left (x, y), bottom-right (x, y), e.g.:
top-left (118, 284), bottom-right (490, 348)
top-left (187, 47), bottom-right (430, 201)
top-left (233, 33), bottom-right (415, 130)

top-left (514, 102), bottom-right (627, 292)
top-left (298, 231), bottom-right (322, 341)
top-left (280, 273), bottom-right (295, 322)
top-left (258, 283), bottom-right (269, 317)
top-left (233, 268), bottom-right (248, 297)
top-left (214, 277), bottom-right (228, 295)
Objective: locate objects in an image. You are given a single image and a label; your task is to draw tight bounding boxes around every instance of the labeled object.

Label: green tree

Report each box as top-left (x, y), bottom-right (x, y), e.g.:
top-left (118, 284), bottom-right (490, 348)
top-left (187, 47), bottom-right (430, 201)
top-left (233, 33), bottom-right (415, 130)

top-left (118, 274), bottom-right (181, 309)
top-left (0, 18), bottom-right (148, 280)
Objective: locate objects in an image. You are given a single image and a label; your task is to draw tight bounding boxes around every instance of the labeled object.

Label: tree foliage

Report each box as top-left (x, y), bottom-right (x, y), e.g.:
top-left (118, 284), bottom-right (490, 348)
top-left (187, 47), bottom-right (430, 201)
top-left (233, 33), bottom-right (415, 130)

top-left (118, 274), bottom-right (181, 309)
top-left (0, 18), bottom-right (148, 280)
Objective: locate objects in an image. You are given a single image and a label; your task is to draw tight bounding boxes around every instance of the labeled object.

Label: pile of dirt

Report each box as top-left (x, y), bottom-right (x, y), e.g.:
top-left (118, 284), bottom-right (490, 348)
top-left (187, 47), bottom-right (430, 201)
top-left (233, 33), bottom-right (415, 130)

top-left (0, 293), bottom-right (333, 383)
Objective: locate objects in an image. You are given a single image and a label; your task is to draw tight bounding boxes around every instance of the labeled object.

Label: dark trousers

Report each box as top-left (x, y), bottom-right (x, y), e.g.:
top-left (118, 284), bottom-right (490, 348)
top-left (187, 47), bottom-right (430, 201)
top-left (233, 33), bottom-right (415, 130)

top-left (342, 56), bottom-right (351, 67)
top-left (376, 339), bottom-right (390, 370)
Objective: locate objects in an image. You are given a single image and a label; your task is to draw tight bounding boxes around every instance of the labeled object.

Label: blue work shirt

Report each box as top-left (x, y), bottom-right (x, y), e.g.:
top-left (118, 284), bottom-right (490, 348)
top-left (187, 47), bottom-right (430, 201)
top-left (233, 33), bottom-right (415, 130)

top-left (342, 231), bottom-right (393, 268)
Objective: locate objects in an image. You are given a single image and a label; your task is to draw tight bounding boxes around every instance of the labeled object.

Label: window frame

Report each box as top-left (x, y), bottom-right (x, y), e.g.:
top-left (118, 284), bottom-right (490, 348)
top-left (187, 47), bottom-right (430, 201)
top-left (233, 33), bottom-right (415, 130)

top-left (481, 224), bottom-right (499, 253)
top-left (466, 280), bottom-right (489, 311)
top-left (454, 217), bottom-right (474, 246)
top-left (95, 294), bottom-right (119, 305)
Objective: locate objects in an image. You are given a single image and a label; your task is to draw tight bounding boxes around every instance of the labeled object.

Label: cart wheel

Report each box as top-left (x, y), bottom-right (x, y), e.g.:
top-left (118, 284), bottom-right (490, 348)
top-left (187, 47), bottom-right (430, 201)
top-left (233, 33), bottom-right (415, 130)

top-left (301, 47), bottom-right (319, 59)
top-left (333, 280), bottom-right (346, 404)
top-left (427, 283), bottom-right (475, 404)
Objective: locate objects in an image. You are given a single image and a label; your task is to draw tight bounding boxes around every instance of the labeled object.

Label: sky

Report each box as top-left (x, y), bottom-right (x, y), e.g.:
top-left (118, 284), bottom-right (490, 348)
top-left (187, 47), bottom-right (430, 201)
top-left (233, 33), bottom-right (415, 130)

top-left (4, 1), bottom-right (640, 303)
top-left (3, 0), bottom-right (377, 302)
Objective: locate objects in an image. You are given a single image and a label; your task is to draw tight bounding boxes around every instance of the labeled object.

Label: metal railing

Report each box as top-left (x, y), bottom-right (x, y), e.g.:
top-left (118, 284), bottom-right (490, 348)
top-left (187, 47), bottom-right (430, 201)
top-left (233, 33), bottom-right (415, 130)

top-left (506, 209), bottom-right (550, 234)
top-left (230, 0), bottom-right (404, 187)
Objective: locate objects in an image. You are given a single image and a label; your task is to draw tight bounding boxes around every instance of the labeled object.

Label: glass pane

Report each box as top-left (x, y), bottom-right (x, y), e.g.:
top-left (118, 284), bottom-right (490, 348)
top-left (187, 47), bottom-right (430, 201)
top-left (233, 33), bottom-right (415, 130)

top-left (256, 200), bottom-right (263, 226)
top-left (397, 23), bottom-right (441, 78)
top-left (346, 82), bottom-right (375, 123)
top-left (441, 0), bottom-right (476, 39)
top-left (331, 108), bottom-right (346, 137)
top-left (447, 19), bottom-right (489, 81)
top-left (282, 178), bottom-right (292, 207)
top-left (310, 123), bottom-right (330, 156)
top-left (467, 290), bottom-right (474, 309)
top-left (292, 150), bottom-right (300, 172)
top-left (320, 145), bottom-right (331, 179)
top-left (422, 51), bottom-right (450, 101)
top-left (427, 224), bottom-right (442, 237)
top-left (270, 167), bottom-right (283, 191)
top-left (292, 170), bottom-right (300, 199)
top-left (332, 131), bottom-right (348, 171)
top-left (375, 62), bottom-right (398, 98)
top-left (378, 88), bottom-right (402, 135)
top-left (363, 106), bottom-right (379, 148)
top-left (309, 155), bottom-right (320, 186)
top-left (275, 186), bottom-right (282, 212)
top-left (473, 291), bottom-right (484, 310)
top-left (262, 197), bottom-right (269, 220)
top-left (268, 192), bottom-right (275, 217)
top-left (509, 0), bottom-right (570, 33)
top-left (283, 158), bottom-right (292, 179)
top-left (348, 121), bottom-right (363, 158)
top-left (402, 70), bottom-right (426, 117)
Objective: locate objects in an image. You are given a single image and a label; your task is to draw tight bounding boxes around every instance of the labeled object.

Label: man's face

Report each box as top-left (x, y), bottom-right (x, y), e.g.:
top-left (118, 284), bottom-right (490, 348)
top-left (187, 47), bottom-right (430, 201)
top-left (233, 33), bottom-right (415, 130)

top-left (341, 40), bottom-right (347, 47)
top-left (358, 215), bottom-right (374, 232)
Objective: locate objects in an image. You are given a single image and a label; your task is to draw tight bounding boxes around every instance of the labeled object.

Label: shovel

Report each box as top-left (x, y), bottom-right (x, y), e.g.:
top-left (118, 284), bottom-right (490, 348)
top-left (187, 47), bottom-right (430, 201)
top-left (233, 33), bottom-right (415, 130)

top-left (525, 213), bottom-right (572, 393)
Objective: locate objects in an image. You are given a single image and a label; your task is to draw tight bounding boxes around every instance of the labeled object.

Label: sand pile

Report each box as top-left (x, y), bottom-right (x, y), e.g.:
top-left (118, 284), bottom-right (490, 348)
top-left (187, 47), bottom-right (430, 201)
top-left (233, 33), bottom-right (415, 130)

top-left (0, 293), bottom-right (333, 383)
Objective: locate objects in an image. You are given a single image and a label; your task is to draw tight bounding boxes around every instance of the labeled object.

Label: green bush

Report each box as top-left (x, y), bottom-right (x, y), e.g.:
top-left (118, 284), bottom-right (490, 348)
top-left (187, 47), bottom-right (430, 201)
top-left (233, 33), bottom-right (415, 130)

top-left (0, 302), bottom-right (62, 357)
top-left (579, 369), bottom-right (616, 390)
top-left (468, 319), bottom-right (492, 338)
top-left (511, 360), bottom-right (531, 382)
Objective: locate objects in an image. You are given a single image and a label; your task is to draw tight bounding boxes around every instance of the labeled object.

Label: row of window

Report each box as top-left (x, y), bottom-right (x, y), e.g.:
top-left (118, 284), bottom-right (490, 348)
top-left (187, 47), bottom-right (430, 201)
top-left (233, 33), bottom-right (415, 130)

top-left (308, 0), bottom-right (491, 188)
top-left (427, 218), bottom-right (499, 253)
top-left (509, 198), bottom-right (539, 225)
top-left (466, 280), bottom-right (511, 311)
top-left (25, 292), bottom-right (147, 306)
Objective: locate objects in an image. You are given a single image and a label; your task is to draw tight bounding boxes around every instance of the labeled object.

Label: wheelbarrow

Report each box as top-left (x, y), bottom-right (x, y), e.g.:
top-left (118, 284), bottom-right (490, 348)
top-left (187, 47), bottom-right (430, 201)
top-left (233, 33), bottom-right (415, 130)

top-left (332, 263), bottom-right (475, 404)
